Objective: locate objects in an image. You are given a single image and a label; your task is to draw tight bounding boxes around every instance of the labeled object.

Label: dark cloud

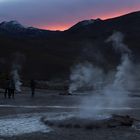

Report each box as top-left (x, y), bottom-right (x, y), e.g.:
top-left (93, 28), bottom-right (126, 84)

top-left (0, 0), bottom-right (140, 30)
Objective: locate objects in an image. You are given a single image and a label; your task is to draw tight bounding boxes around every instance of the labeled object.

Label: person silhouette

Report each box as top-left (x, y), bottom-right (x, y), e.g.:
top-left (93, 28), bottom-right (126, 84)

top-left (4, 78), bottom-right (10, 99)
top-left (30, 79), bottom-right (36, 97)
top-left (9, 79), bottom-right (15, 99)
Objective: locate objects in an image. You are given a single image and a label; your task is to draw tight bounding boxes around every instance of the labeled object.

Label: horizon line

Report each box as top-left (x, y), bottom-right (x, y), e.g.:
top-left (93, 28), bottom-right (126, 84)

top-left (0, 10), bottom-right (139, 31)
top-left (35, 10), bottom-right (140, 31)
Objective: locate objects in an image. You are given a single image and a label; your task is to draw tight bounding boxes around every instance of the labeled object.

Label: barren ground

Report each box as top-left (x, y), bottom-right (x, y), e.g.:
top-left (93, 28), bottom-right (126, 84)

top-left (0, 88), bottom-right (140, 140)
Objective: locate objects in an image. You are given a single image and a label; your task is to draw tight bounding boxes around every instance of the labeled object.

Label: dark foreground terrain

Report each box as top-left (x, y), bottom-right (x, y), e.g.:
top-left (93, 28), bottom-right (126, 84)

top-left (0, 11), bottom-right (140, 80)
top-left (0, 88), bottom-right (140, 140)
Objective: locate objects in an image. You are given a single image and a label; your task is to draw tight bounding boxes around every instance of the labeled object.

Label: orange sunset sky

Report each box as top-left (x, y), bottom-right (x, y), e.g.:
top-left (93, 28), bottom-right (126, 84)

top-left (38, 8), bottom-right (140, 31)
top-left (0, 0), bottom-right (140, 31)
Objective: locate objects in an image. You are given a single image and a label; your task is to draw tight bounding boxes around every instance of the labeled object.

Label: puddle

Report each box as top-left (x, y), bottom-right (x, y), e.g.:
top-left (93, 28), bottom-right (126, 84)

top-left (46, 112), bottom-right (76, 121)
top-left (0, 114), bottom-right (51, 137)
top-left (0, 112), bottom-right (77, 137)
top-left (132, 122), bottom-right (140, 130)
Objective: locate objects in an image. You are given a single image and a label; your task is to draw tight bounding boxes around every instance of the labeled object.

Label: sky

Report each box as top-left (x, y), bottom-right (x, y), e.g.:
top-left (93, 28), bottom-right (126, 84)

top-left (0, 0), bottom-right (140, 31)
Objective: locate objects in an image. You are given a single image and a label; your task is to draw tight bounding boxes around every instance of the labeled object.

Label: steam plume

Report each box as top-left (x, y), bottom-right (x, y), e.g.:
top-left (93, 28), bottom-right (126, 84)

top-left (11, 64), bottom-right (22, 92)
top-left (70, 31), bottom-right (136, 118)
top-left (69, 62), bottom-right (104, 94)
top-left (10, 53), bottom-right (25, 92)
top-left (106, 31), bottom-right (131, 54)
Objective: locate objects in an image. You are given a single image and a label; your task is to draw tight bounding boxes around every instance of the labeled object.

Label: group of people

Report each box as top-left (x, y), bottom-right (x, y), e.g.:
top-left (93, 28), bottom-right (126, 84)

top-left (4, 78), bottom-right (15, 99)
top-left (4, 78), bottom-right (36, 99)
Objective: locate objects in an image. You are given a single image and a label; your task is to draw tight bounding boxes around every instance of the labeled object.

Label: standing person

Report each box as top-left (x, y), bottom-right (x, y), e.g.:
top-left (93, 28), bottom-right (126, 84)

top-left (9, 79), bottom-right (15, 99)
top-left (30, 79), bottom-right (36, 97)
top-left (4, 78), bottom-right (10, 99)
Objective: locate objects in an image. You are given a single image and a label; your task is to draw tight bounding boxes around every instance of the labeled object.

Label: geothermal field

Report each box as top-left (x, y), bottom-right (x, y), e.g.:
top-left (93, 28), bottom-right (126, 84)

top-left (0, 31), bottom-right (140, 140)
top-left (0, 0), bottom-right (140, 138)
top-left (0, 88), bottom-right (140, 140)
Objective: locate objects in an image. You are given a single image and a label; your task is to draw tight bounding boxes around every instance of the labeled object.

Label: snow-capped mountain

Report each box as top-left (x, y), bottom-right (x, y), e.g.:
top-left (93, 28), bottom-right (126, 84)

top-left (0, 20), bottom-right (25, 30)
top-left (0, 20), bottom-right (59, 38)
top-left (68, 18), bottom-right (101, 30)
top-left (79, 19), bottom-right (101, 26)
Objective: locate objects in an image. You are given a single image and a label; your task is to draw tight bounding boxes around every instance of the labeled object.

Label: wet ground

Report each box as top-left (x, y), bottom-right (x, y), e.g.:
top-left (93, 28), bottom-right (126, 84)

top-left (0, 88), bottom-right (140, 140)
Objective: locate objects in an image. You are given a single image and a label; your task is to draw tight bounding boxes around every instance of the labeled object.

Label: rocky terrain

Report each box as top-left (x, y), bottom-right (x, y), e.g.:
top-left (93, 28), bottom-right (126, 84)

top-left (0, 89), bottom-right (139, 139)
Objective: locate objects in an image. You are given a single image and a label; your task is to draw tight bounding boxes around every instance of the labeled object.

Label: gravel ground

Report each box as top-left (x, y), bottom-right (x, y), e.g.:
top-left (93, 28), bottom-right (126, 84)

top-left (0, 89), bottom-right (140, 140)
top-left (2, 127), bottom-right (140, 140)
